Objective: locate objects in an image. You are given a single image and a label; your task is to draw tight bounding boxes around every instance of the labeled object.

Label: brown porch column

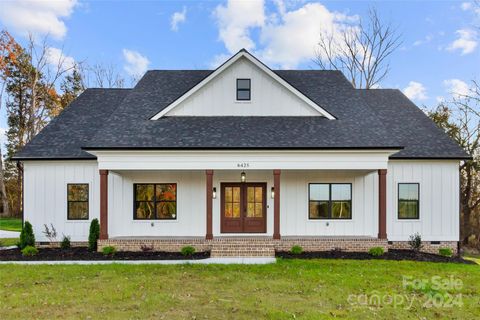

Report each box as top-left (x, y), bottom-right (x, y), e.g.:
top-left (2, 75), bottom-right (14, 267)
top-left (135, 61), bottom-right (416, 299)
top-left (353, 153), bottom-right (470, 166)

top-left (273, 170), bottom-right (281, 240)
top-left (378, 169), bottom-right (387, 239)
top-left (99, 170), bottom-right (109, 240)
top-left (206, 170), bottom-right (213, 240)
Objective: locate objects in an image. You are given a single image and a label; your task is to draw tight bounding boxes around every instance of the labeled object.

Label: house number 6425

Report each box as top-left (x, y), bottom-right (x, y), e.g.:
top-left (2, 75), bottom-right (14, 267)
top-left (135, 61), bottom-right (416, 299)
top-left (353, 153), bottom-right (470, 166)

top-left (237, 163), bottom-right (250, 168)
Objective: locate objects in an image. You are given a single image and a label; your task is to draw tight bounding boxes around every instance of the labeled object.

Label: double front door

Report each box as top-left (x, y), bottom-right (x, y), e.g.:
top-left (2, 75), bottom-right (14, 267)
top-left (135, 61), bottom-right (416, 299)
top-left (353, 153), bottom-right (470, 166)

top-left (221, 183), bottom-right (266, 233)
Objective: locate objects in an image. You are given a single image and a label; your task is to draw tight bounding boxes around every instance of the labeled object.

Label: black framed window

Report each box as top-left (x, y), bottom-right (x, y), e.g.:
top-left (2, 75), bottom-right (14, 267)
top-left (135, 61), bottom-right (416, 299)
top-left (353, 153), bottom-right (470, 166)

top-left (236, 78), bottom-right (251, 101)
top-left (309, 183), bottom-right (352, 219)
top-left (67, 184), bottom-right (89, 220)
top-left (398, 183), bottom-right (419, 219)
top-left (134, 183), bottom-right (177, 220)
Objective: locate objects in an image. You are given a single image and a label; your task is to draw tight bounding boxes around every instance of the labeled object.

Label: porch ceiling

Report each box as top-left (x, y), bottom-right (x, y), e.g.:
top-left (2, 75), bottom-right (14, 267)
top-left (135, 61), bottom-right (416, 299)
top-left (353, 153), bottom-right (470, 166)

top-left (90, 150), bottom-right (398, 171)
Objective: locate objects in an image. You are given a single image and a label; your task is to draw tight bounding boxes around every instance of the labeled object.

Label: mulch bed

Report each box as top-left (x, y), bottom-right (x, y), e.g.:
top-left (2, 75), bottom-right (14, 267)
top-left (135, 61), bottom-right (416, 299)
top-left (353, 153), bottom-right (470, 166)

top-left (276, 249), bottom-right (476, 264)
top-left (0, 247), bottom-right (210, 261)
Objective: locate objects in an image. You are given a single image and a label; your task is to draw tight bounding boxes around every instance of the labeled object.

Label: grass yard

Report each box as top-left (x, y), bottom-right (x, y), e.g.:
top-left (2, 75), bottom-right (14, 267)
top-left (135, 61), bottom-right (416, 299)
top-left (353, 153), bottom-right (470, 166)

top-left (0, 238), bottom-right (18, 247)
top-left (0, 259), bottom-right (479, 319)
top-left (0, 217), bottom-right (22, 232)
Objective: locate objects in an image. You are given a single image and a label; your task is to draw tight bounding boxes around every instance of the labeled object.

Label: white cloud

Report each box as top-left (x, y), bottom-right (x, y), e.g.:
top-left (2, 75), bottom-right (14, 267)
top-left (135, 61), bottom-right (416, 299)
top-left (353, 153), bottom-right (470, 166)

top-left (447, 29), bottom-right (478, 55)
top-left (443, 79), bottom-right (471, 99)
top-left (171, 6), bottom-right (187, 31)
top-left (45, 47), bottom-right (76, 72)
top-left (403, 81), bottom-right (428, 101)
top-left (461, 2), bottom-right (473, 11)
top-left (213, 0), bottom-right (265, 53)
top-left (413, 34), bottom-right (433, 46)
top-left (122, 49), bottom-right (150, 77)
top-left (259, 3), bottom-right (358, 68)
top-left (212, 1), bottom-right (358, 68)
top-left (0, 0), bottom-right (78, 39)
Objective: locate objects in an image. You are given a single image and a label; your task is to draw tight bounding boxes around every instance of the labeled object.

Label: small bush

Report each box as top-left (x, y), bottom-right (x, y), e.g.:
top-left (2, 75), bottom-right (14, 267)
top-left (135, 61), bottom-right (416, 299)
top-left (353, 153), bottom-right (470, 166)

top-left (290, 245), bottom-right (303, 255)
top-left (439, 247), bottom-right (453, 257)
top-left (102, 246), bottom-right (116, 256)
top-left (408, 233), bottom-right (423, 252)
top-left (368, 247), bottom-right (385, 257)
top-left (21, 245), bottom-right (38, 256)
top-left (19, 221), bottom-right (35, 249)
top-left (60, 235), bottom-right (71, 250)
top-left (180, 246), bottom-right (196, 256)
top-left (88, 219), bottom-right (100, 251)
top-left (42, 223), bottom-right (57, 242)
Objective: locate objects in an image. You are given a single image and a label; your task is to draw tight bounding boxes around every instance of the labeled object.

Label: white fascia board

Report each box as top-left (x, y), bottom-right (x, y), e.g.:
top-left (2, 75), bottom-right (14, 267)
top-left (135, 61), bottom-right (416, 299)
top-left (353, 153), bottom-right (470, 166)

top-left (89, 149), bottom-right (399, 171)
top-left (150, 50), bottom-right (336, 120)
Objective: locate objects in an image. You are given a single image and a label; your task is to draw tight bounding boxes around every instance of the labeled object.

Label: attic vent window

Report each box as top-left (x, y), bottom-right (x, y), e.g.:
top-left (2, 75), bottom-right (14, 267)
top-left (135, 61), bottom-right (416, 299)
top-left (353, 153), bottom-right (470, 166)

top-left (236, 79), bottom-right (251, 101)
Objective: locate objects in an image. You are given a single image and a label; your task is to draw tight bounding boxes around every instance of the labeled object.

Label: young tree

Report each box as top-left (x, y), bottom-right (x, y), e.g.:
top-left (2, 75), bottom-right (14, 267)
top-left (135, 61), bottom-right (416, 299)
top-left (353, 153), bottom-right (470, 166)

top-left (59, 64), bottom-right (85, 109)
top-left (314, 7), bottom-right (402, 89)
top-left (428, 82), bottom-right (480, 247)
top-left (0, 30), bottom-right (21, 217)
top-left (3, 34), bottom-right (73, 216)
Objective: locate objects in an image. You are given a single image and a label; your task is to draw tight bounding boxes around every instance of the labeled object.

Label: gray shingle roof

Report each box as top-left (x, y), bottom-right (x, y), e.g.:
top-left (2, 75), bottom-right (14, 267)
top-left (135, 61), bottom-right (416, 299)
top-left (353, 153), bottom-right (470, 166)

top-left (13, 69), bottom-right (469, 160)
top-left (13, 88), bottom-right (130, 160)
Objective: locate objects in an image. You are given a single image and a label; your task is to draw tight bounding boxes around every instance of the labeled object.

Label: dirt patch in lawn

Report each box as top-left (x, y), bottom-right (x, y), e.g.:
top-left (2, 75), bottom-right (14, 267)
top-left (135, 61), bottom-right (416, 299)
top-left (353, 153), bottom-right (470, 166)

top-left (276, 249), bottom-right (476, 264)
top-left (0, 247), bottom-right (210, 261)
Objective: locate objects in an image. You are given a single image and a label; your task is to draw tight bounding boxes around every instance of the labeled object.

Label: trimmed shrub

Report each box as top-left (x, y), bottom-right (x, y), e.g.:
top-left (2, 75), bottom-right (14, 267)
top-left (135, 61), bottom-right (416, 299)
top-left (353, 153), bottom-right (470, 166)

top-left (102, 246), bottom-right (116, 256)
top-left (439, 247), bottom-right (453, 257)
top-left (61, 235), bottom-right (71, 250)
top-left (368, 247), bottom-right (385, 257)
top-left (408, 233), bottom-right (423, 252)
top-left (180, 246), bottom-right (196, 256)
top-left (290, 245), bottom-right (303, 255)
top-left (21, 245), bottom-right (38, 256)
top-left (88, 219), bottom-right (100, 251)
top-left (19, 221), bottom-right (35, 249)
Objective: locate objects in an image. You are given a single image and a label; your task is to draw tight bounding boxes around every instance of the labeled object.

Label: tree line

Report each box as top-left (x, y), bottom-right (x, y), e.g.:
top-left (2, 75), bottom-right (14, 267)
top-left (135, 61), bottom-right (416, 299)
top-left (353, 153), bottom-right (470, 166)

top-left (0, 30), bottom-right (127, 218)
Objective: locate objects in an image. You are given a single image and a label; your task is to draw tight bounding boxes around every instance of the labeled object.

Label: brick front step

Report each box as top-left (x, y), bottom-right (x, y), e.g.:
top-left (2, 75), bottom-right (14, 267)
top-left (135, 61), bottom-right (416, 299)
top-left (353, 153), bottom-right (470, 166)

top-left (211, 245), bottom-right (275, 257)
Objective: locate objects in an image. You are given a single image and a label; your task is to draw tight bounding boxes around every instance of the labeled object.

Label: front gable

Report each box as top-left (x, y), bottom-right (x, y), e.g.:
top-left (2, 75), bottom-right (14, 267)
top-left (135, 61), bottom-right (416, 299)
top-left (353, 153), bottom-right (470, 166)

top-left (151, 50), bottom-right (335, 119)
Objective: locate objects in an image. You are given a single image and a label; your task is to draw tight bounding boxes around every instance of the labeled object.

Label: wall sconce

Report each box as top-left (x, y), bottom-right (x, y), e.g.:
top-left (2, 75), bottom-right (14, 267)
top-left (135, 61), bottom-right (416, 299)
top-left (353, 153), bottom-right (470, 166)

top-left (241, 171), bottom-right (246, 183)
top-left (212, 187), bottom-right (217, 199)
top-left (271, 187), bottom-right (275, 199)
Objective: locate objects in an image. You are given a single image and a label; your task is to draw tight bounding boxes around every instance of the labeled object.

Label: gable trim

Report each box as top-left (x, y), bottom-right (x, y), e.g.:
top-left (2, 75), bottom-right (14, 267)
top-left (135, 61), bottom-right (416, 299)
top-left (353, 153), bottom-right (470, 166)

top-left (150, 49), bottom-right (336, 120)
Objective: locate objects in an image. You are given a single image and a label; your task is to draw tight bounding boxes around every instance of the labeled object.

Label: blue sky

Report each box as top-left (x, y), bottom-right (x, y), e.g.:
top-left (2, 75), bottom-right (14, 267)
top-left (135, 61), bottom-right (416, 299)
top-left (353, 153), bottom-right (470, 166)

top-left (0, 0), bottom-right (478, 142)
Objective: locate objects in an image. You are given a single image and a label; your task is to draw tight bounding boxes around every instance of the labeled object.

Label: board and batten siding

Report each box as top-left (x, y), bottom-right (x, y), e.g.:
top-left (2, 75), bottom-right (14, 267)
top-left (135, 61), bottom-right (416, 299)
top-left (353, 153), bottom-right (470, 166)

top-left (22, 160), bottom-right (460, 242)
top-left (165, 57), bottom-right (320, 117)
top-left (387, 160), bottom-right (460, 241)
top-left (281, 170), bottom-right (378, 237)
top-left (23, 161), bottom-right (100, 242)
top-left (108, 170), bottom-right (205, 238)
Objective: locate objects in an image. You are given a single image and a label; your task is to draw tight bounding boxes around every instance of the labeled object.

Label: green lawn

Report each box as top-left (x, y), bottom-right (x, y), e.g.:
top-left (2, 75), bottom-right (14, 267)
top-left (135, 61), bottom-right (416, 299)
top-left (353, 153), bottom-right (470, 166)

top-left (0, 217), bottom-right (22, 232)
top-left (0, 238), bottom-right (18, 247)
top-left (0, 259), bottom-right (479, 319)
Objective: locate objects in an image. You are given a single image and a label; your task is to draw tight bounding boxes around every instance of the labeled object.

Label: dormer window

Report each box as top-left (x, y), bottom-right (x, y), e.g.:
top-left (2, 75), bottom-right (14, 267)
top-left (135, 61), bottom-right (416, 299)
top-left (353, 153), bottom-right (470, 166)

top-left (236, 79), bottom-right (251, 101)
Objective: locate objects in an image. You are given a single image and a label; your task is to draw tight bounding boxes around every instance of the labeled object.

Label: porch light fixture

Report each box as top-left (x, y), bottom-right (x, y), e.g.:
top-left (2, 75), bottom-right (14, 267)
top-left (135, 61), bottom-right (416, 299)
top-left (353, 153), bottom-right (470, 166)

top-left (212, 187), bottom-right (217, 199)
top-left (271, 187), bottom-right (275, 199)
top-left (241, 172), bottom-right (246, 183)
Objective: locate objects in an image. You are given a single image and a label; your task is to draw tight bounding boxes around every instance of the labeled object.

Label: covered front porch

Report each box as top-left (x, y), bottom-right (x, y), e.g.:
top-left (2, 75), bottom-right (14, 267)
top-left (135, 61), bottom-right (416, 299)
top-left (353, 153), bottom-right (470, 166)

top-left (89, 149), bottom-right (396, 253)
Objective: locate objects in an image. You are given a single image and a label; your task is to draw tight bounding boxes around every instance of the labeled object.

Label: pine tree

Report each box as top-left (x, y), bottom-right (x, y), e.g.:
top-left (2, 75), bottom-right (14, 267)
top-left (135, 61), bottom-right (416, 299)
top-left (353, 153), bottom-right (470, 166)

top-left (59, 65), bottom-right (85, 109)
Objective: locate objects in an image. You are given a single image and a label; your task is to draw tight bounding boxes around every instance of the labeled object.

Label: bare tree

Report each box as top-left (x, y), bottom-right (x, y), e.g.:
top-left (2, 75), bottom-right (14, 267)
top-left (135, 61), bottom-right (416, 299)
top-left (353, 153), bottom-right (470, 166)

top-left (3, 34), bottom-right (74, 216)
top-left (314, 7), bottom-right (402, 89)
top-left (87, 63), bottom-right (125, 88)
top-left (0, 30), bottom-right (20, 217)
top-left (428, 81), bottom-right (480, 247)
